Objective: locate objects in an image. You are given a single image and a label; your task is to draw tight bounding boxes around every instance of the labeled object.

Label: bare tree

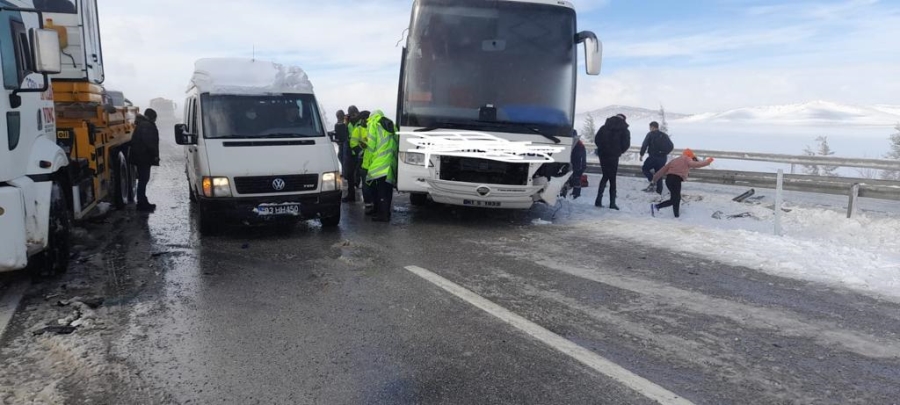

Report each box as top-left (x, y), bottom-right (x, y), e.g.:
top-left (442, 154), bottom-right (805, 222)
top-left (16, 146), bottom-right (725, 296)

top-left (802, 136), bottom-right (838, 176)
top-left (659, 104), bottom-right (669, 134)
top-left (582, 113), bottom-right (596, 139)
top-left (856, 168), bottom-right (880, 179)
top-left (881, 123), bottom-right (900, 180)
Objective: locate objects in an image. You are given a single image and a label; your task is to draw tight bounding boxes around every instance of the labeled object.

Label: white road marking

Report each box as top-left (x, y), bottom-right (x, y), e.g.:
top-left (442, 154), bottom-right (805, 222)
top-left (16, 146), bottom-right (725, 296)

top-left (405, 265), bottom-right (694, 405)
top-left (0, 279), bottom-right (29, 340)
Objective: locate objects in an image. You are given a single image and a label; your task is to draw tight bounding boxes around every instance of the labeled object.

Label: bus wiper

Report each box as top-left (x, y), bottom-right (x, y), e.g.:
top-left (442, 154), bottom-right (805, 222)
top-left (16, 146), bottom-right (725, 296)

top-left (475, 121), bottom-right (562, 144)
top-left (414, 122), bottom-right (561, 144)
top-left (520, 126), bottom-right (561, 144)
top-left (414, 122), bottom-right (470, 132)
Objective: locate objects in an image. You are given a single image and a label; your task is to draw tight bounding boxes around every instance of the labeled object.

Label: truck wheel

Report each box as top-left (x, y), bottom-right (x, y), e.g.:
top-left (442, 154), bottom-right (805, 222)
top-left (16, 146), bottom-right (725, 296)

top-left (127, 163), bottom-right (138, 204)
top-left (113, 152), bottom-right (130, 210)
top-left (410, 193), bottom-right (428, 206)
top-left (38, 182), bottom-right (71, 276)
top-left (320, 212), bottom-right (341, 228)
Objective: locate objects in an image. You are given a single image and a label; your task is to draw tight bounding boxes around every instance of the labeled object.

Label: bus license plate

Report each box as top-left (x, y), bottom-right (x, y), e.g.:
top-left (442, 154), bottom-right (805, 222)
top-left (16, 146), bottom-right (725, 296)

top-left (463, 200), bottom-right (501, 207)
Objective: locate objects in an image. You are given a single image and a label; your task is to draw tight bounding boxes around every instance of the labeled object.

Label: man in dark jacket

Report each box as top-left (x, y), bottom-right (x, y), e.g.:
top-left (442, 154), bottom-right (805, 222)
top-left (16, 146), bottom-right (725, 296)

top-left (569, 130), bottom-right (587, 199)
top-left (333, 110), bottom-right (354, 202)
top-left (130, 109), bottom-right (159, 212)
top-left (594, 114), bottom-right (630, 209)
top-left (640, 121), bottom-right (673, 194)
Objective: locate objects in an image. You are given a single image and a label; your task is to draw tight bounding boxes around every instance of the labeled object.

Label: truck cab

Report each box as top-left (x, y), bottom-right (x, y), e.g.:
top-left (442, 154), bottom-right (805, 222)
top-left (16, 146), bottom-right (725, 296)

top-left (175, 58), bottom-right (342, 233)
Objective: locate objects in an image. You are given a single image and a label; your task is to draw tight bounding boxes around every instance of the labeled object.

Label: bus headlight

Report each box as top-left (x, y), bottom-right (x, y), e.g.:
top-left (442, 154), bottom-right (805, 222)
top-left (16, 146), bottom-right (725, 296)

top-left (321, 172), bottom-right (341, 192)
top-left (202, 177), bottom-right (232, 198)
top-left (400, 152), bottom-right (427, 166)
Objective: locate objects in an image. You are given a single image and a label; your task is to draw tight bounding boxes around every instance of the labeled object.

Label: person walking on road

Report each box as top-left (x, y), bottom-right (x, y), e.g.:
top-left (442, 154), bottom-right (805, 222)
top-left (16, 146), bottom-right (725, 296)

top-left (569, 130), bottom-right (587, 199)
top-left (640, 121), bottom-right (674, 195)
top-left (651, 148), bottom-right (714, 218)
top-left (594, 114), bottom-right (631, 210)
top-left (131, 108), bottom-right (160, 213)
top-left (365, 110), bottom-right (399, 222)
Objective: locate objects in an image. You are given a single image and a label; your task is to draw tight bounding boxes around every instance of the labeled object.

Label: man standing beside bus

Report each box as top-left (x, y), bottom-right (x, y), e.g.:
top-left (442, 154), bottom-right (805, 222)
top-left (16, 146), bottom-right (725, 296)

top-left (594, 114), bottom-right (630, 210)
top-left (365, 110), bottom-right (399, 222)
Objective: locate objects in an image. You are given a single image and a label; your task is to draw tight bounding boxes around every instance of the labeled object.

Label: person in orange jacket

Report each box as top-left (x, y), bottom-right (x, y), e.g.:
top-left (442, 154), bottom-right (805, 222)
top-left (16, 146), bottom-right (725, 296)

top-left (650, 148), bottom-right (714, 218)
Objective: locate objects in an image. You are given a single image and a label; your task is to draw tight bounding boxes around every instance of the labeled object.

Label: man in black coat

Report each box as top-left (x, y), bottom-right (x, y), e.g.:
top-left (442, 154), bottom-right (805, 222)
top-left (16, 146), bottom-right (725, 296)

top-left (333, 110), bottom-right (354, 202)
top-left (131, 109), bottom-right (160, 212)
top-left (594, 114), bottom-right (631, 210)
top-left (640, 121), bottom-right (673, 194)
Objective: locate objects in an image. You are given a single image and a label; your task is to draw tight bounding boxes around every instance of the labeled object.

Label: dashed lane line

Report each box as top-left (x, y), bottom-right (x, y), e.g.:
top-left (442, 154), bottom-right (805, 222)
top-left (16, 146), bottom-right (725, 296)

top-left (404, 265), bottom-right (693, 405)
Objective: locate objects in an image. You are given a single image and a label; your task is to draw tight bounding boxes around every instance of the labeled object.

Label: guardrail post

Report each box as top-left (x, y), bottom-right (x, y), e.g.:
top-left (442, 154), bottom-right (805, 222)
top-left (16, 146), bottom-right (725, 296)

top-left (775, 170), bottom-right (783, 236)
top-left (847, 183), bottom-right (860, 218)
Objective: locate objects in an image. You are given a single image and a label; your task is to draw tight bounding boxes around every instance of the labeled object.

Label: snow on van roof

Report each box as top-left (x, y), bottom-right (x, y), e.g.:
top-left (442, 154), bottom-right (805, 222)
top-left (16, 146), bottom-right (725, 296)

top-left (189, 58), bottom-right (314, 95)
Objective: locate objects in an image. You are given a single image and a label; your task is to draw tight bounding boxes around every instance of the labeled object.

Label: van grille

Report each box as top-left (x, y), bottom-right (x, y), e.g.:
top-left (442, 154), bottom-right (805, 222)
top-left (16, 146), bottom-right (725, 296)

top-left (233, 174), bottom-right (319, 194)
top-left (439, 157), bottom-right (529, 186)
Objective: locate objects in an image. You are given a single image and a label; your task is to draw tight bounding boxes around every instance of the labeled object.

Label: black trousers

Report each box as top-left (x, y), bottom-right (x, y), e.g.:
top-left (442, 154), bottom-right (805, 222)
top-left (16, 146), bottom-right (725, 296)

top-left (136, 165), bottom-right (152, 205)
top-left (642, 155), bottom-right (667, 194)
top-left (598, 157), bottom-right (619, 197)
top-left (656, 174), bottom-right (684, 217)
top-left (374, 177), bottom-right (394, 219)
top-left (342, 147), bottom-right (357, 200)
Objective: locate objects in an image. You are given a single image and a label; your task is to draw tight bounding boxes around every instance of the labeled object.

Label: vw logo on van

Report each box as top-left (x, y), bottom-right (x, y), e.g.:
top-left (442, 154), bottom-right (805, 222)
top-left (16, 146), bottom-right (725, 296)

top-left (272, 178), bottom-right (286, 191)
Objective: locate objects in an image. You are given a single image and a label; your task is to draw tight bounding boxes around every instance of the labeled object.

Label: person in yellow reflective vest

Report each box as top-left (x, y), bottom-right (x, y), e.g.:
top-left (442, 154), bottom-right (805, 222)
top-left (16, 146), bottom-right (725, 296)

top-left (365, 110), bottom-right (399, 222)
top-left (343, 106), bottom-right (360, 203)
top-left (353, 110), bottom-right (375, 213)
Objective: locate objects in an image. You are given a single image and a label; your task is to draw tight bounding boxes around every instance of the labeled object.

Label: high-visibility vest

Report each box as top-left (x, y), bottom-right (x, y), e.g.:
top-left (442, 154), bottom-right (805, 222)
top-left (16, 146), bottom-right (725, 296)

top-left (365, 110), bottom-right (399, 184)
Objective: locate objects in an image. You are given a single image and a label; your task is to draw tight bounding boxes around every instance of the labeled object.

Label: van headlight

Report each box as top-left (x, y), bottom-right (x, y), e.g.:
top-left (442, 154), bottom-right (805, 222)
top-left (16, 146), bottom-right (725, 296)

top-left (321, 172), bottom-right (341, 192)
top-left (400, 152), bottom-right (427, 166)
top-left (202, 177), bottom-right (232, 198)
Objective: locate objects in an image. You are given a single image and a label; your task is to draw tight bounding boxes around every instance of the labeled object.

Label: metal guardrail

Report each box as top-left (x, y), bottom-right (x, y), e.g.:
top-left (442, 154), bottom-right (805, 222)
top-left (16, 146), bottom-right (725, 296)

top-left (586, 147), bottom-right (900, 202)
top-left (621, 147), bottom-right (900, 171)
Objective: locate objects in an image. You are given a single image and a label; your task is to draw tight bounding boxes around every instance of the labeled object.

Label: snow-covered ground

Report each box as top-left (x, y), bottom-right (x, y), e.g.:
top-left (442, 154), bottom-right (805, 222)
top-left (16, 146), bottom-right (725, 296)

top-left (550, 175), bottom-right (900, 303)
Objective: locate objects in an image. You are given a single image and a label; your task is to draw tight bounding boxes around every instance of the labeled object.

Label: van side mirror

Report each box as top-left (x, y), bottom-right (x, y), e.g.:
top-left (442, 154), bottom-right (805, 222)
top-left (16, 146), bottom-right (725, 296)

top-left (577, 31), bottom-right (602, 76)
top-left (174, 124), bottom-right (196, 145)
top-left (31, 29), bottom-right (62, 74)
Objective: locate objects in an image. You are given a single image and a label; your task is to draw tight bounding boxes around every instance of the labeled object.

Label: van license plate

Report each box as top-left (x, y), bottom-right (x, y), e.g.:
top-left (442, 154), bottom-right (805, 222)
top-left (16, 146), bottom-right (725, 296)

top-left (463, 200), bottom-right (501, 207)
top-left (257, 204), bottom-right (300, 216)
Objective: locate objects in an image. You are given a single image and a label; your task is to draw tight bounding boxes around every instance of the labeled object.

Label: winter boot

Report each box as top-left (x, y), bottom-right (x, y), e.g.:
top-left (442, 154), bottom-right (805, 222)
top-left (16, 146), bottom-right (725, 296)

top-left (594, 187), bottom-right (604, 207)
top-left (609, 192), bottom-right (620, 211)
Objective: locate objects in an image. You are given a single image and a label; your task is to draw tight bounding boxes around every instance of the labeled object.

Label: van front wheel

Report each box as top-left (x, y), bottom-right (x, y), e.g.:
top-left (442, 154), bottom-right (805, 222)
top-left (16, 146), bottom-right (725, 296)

top-left (320, 212), bottom-right (341, 228)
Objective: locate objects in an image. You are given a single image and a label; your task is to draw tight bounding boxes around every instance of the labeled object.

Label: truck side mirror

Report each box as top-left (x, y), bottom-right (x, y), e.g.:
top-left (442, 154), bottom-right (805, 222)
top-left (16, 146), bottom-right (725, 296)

top-left (31, 29), bottom-right (62, 74)
top-left (174, 124), bottom-right (195, 145)
top-left (577, 31), bottom-right (602, 76)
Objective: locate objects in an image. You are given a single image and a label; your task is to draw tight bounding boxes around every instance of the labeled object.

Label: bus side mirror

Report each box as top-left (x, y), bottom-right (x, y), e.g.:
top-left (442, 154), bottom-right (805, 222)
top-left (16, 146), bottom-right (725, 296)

top-left (577, 31), bottom-right (602, 76)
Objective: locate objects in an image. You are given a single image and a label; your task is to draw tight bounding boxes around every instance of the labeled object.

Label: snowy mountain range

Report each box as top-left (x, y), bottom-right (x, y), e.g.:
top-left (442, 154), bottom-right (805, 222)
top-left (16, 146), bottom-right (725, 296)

top-left (576, 101), bottom-right (900, 127)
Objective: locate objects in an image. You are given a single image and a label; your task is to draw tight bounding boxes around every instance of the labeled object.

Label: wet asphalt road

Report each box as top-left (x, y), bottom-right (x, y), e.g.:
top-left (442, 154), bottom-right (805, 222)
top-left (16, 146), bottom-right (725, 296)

top-left (5, 138), bottom-right (900, 404)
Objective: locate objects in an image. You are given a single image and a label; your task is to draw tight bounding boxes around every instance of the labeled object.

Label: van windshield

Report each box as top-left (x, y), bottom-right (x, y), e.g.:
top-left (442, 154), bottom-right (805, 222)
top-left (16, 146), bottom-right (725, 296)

top-left (201, 94), bottom-right (325, 139)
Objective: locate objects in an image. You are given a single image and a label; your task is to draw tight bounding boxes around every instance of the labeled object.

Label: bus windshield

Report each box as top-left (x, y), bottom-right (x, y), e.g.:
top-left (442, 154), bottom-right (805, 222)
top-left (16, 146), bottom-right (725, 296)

top-left (401, 0), bottom-right (577, 137)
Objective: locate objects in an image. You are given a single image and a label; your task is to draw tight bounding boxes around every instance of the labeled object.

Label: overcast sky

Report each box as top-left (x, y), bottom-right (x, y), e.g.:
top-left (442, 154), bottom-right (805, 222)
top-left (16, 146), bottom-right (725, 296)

top-left (98, 0), bottom-right (900, 119)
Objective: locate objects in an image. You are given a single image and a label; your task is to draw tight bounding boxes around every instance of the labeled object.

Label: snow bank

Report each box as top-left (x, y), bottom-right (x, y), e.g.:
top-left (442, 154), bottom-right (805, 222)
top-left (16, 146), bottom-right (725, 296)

top-left (189, 58), bottom-right (314, 95)
top-left (554, 176), bottom-right (900, 302)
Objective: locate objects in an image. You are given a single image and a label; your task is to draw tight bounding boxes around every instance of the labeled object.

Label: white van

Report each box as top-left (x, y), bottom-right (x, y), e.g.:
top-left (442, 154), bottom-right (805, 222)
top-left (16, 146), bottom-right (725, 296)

top-left (174, 58), bottom-right (341, 232)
